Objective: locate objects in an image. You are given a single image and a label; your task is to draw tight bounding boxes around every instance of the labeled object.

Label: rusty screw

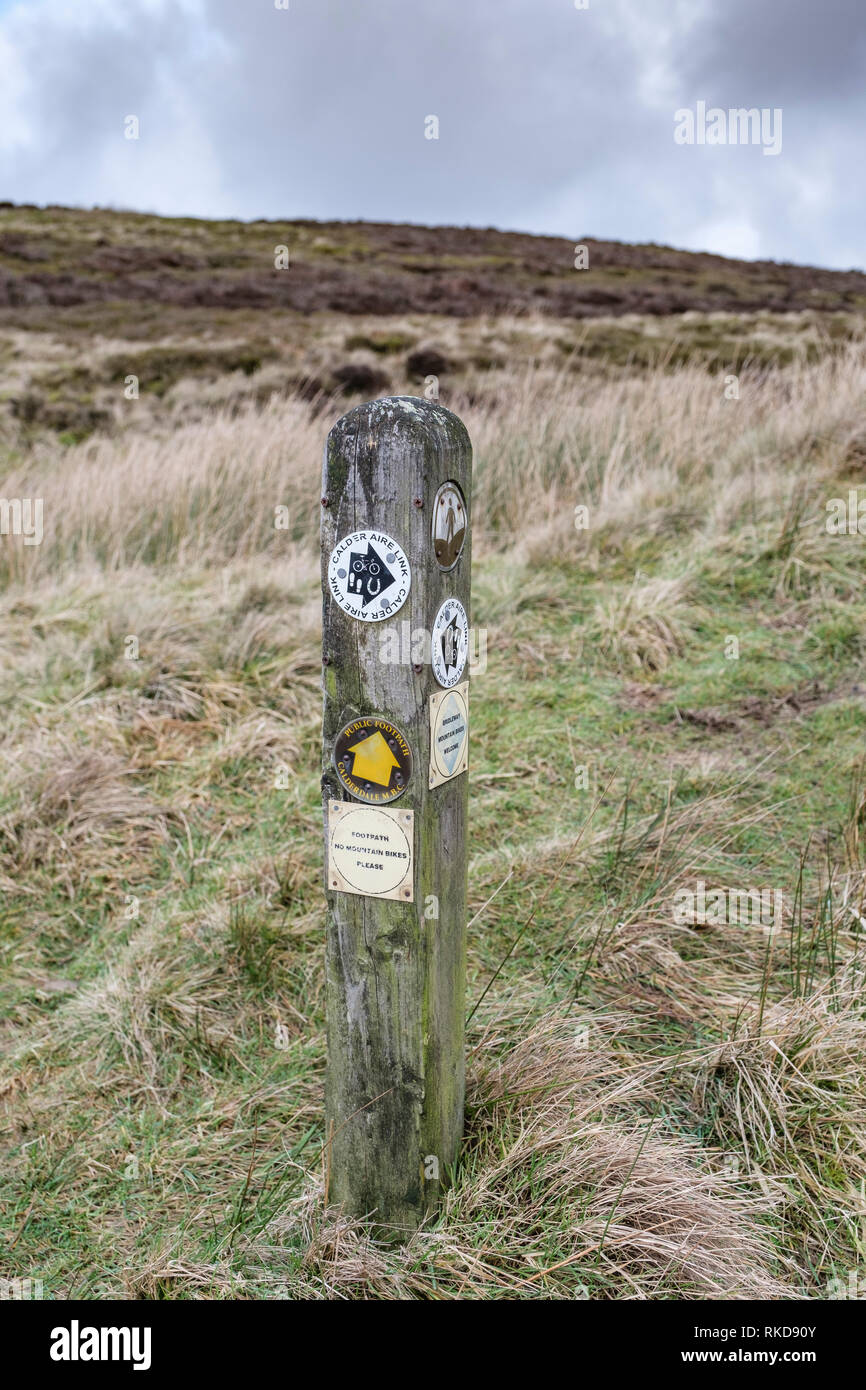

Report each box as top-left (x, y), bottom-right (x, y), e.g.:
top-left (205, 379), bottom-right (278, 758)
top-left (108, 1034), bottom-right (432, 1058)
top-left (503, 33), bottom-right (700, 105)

top-left (323, 655), bottom-right (331, 666)
top-left (413, 497), bottom-right (424, 509)
top-left (412, 663), bottom-right (423, 674)
top-left (321, 497), bottom-right (330, 508)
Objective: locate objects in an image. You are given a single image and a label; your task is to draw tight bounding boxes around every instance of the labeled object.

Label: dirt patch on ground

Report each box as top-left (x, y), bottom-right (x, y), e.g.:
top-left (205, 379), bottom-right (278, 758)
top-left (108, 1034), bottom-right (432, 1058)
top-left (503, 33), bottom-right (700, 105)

top-left (673, 680), bottom-right (866, 732)
top-left (619, 682), bottom-right (674, 710)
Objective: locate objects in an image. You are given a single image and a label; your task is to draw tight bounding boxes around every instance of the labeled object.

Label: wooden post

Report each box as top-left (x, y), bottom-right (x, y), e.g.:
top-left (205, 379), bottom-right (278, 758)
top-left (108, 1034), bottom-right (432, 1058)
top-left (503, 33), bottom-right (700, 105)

top-left (321, 396), bottom-right (472, 1233)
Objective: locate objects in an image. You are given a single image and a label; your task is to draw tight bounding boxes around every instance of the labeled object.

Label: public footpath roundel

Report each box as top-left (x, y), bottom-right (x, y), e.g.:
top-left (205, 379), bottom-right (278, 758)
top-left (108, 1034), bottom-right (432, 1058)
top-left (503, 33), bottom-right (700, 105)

top-left (333, 716), bottom-right (413, 804)
top-left (431, 597), bottom-right (469, 688)
top-left (327, 529), bottom-right (411, 622)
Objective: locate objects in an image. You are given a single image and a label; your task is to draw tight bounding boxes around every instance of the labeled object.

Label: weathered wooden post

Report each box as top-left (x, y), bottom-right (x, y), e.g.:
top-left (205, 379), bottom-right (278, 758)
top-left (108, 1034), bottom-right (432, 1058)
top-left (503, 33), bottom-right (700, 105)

top-left (321, 396), bottom-right (472, 1233)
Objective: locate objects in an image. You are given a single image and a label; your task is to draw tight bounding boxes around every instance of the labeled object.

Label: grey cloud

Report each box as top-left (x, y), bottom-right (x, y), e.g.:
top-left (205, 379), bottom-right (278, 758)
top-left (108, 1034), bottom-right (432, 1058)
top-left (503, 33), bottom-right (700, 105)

top-left (200, 0), bottom-right (648, 226)
top-left (672, 0), bottom-right (866, 102)
top-left (0, 0), bottom-right (862, 269)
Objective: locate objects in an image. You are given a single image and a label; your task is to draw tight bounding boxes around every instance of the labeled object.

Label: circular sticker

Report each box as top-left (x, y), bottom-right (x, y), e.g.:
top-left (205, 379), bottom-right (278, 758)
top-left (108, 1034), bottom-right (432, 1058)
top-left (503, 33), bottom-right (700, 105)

top-left (327, 529), bottom-right (411, 622)
top-left (432, 481), bottom-right (467, 571)
top-left (431, 598), bottom-right (469, 688)
top-left (333, 716), bottom-right (412, 804)
top-left (430, 685), bottom-right (468, 787)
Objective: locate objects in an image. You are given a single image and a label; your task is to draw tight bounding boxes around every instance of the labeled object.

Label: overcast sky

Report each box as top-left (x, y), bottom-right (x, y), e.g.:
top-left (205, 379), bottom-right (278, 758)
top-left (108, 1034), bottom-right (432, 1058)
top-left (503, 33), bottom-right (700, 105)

top-left (0, 0), bottom-right (863, 268)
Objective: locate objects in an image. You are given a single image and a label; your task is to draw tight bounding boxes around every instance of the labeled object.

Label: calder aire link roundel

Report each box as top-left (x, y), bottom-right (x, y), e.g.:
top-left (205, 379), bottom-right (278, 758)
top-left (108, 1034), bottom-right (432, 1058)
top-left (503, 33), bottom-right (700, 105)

top-left (327, 529), bottom-right (411, 623)
top-left (333, 716), bottom-right (413, 804)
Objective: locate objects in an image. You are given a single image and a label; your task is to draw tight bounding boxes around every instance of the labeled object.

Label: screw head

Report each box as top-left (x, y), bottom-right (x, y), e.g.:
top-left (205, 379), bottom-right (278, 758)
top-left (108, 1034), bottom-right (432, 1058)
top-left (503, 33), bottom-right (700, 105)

top-left (321, 497), bottom-right (330, 508)
top-left (413, 497), bottom-right (424, 508)
top-left (412, 663), bottom-right (423, 674)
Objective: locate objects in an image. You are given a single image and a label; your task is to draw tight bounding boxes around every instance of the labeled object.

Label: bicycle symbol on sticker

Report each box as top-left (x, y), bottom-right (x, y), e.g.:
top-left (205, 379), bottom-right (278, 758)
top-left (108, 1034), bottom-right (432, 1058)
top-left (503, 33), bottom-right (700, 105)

top-left (328, 530), bottom-right (411, 622)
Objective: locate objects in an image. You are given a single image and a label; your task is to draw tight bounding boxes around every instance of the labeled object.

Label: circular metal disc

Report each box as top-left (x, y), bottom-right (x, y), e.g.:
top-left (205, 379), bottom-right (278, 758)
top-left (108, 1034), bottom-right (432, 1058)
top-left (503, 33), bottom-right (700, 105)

top-left (333, 716), bottom-right (413, 804)
top-left (431, 481), bottom-right (467, 571)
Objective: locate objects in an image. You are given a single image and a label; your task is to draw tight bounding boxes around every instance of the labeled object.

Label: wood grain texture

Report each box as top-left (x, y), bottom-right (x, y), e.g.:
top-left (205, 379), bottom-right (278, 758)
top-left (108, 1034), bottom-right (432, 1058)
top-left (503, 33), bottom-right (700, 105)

top-left (321, 396), bottom-right (472, 1233)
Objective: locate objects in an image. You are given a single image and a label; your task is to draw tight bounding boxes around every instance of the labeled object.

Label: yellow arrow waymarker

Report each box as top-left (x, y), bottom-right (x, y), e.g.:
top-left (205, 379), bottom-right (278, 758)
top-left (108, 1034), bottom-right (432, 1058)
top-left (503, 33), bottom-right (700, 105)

top-left (348, 730), bottom-right (400, 785)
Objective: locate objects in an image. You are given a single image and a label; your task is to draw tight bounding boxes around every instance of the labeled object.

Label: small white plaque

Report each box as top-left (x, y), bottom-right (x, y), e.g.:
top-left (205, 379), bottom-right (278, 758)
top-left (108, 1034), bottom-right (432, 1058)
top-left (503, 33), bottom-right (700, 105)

top-left (429, 682), bottom-right (469, 788)
top-left (327, 801), bottom-right (414, 902)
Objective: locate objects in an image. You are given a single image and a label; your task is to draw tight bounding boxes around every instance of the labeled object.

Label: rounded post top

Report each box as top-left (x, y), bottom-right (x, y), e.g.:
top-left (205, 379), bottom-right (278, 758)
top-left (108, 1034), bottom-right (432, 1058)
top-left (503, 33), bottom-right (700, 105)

top-left (327, 394), bottom-right (470, 448)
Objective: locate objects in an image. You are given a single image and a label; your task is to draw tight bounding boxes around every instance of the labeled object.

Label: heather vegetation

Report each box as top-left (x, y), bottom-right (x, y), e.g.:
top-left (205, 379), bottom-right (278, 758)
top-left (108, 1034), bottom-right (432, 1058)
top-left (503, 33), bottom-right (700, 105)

top-left (1, 207), bottom-right (865, 1298)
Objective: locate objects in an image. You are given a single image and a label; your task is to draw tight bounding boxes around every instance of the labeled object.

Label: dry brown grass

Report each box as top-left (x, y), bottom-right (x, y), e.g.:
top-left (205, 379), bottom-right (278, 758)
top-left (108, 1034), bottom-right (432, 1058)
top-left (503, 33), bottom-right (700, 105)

top-left (2, 324), bottom-right (865, 1300)
top-left (3, 340), bottom-right (866, 590)
top-left (252, 1014), bottom-right (790, 1300)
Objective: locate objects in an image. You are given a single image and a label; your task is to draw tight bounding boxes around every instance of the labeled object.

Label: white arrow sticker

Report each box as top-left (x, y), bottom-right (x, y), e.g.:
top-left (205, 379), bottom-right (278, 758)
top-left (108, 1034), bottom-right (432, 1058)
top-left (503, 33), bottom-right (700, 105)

top-left (327, 530), bottom-right (411, 622)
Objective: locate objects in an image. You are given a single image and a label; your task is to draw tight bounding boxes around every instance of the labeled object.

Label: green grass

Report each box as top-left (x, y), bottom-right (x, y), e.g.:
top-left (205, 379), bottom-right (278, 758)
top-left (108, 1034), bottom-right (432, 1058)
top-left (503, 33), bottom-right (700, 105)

top-left (1, 309), bottom-right (866, 1296)
top-left (1, 499), bottom-right (865, 1296)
